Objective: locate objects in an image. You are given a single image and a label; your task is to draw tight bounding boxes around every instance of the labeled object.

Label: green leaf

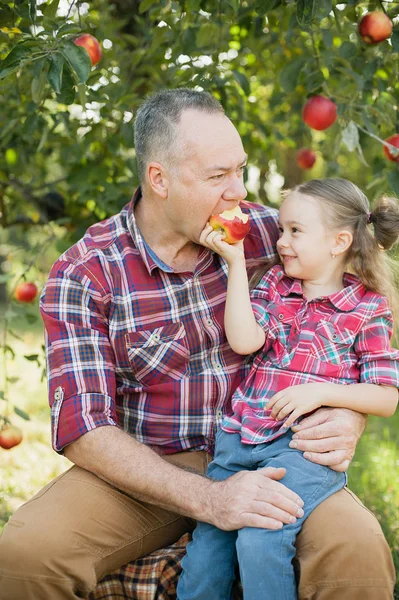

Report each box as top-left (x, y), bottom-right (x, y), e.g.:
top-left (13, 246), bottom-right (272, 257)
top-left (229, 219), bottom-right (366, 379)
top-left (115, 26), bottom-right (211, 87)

top-left (0, 43), bottom-right (31, 80)
top-left (56, 22), bottom-right (83, 38)
top-left (196, 23), bottom-right (219, 48)
top-left (232, 70), bottom-right (250, 96)
top-left (297, 0), bottom-right (315, 25)
top-left (255, 0), bottom-right (281, 12)
top-left (315, 0), bottom-right (332, 20)
top-left (139, 0), bottom-right (158, 13)
top-left (391, 29), bottom-right (399, 53)
top-left (47, 52), bottom-right (64, 93)
top-left (31, 59), bottom-right (48, 104)
top-left (341, 121), bottom-right (359, 152)
top-left (42, 0), bottom-right (60, 19)
top-left (60, 39), bottom-right (91, 83)
top-left (77, 81), bottom-right (86, 107)
top-left (24, 353), bottom-right (40, 361)
top-left (279, 57), bottom-right (306, 93)
top-left (339, 41), bottom-right (357, 59)
top-left (56, 62), bottom-right (75, 104)
top-left (14, 406), bottom-right (31, 421)
top-left (387, 171), bottom-right (399, 196)
top-left (29, 0), bottom-right (37, 22)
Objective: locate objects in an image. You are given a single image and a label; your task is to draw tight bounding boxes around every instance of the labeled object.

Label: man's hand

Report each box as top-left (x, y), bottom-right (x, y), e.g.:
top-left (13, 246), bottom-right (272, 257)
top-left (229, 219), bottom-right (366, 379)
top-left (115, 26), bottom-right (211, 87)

top-left (289, 407), bottom-right (367, 472)
top-left (206, 467), bottom-right (304, 531)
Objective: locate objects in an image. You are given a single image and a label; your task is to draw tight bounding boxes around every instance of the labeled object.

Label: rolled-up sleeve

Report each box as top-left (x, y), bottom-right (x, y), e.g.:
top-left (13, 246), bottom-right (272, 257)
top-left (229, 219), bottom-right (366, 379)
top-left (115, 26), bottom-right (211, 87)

top-left (40, 259), bottom-right (118, 452)
top-left (354, 297), bottom-right (399, 388)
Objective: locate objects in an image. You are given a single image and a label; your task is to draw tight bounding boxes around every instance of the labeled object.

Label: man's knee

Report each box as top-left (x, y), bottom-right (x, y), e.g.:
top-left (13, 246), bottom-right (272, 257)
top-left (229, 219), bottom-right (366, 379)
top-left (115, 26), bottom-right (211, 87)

top-left (296, 488), bottom-right (394, 599)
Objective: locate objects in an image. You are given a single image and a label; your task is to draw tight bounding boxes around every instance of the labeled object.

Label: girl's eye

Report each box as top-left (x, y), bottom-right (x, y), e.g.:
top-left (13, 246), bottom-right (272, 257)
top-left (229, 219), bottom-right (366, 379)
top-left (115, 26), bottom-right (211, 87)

top-left (278, 227), bottom-right (283, 235)
top-left (292, 227), bottom-right (299, 233)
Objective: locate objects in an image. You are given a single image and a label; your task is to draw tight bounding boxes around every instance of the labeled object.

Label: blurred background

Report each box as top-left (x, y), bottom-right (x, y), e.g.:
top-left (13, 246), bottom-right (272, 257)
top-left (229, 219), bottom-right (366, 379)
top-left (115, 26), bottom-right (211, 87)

top-left (0, 0), bottom-right (398, 595)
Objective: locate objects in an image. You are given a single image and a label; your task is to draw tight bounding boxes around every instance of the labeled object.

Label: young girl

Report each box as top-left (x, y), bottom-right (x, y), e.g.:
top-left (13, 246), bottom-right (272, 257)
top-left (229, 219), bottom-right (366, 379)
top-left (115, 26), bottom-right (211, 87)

top-left (177, 178), bottom-right (399, 600)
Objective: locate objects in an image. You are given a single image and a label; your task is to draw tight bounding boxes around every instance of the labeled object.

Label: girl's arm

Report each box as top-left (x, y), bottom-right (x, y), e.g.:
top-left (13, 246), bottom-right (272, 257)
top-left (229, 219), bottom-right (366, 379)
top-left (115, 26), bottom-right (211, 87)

top-left (268, 382), bottom-right (398, 429)
top-left (199, 225), bottom-right (265, 355)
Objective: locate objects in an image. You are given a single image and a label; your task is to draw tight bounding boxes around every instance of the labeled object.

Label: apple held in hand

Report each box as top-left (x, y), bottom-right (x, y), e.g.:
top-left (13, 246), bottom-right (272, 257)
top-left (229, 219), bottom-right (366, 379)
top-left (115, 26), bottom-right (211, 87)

top-left (209, 206), bottom-right (250, 244)
top-left (74, 33), bottom-right (102, 66)
top-left (359, 11), bottom-right (392, 44)
top-left (296, 148), bottom-right (316, 169)
top-left (383, 134), bottom-right (399, 162)
top-left (302, 96), bottom-right (337, 131)
top-left (14, 282), bottom-right (38, 303)
top-left (0, 425), bottom-right (23, 449)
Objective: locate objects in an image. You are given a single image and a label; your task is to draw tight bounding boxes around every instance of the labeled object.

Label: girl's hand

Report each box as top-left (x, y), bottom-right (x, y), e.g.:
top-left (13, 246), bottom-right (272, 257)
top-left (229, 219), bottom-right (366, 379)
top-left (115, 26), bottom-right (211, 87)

top-left (199, 223), bottom-right (245, 265)
top-left (268, 384), bottom-right (328, 429)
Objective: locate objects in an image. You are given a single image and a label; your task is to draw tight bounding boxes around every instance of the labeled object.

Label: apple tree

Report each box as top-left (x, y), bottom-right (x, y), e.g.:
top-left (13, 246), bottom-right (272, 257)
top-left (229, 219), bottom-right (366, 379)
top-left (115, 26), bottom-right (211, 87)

top-left (0, 0), bottom-right (399, 433)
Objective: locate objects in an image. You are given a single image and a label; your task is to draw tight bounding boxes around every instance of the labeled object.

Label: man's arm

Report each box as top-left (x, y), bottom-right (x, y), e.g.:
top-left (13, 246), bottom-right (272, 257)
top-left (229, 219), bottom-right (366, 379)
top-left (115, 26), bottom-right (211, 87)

top-left (64, 425), bottom-right (304, 530)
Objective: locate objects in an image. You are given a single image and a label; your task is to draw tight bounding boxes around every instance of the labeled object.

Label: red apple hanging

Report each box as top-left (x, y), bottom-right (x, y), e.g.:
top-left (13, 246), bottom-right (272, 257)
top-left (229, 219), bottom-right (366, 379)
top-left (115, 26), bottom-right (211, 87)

top-left (0, 425), bottom-right (23, 449)
top-left (383, 134), bottom-right (399, 162)
top-left (209, 206), bottom-right (250, 244)
top-left (302, 96), bottom-right (337, 131)
top-left (14, 282), bottom-right (38, 303)
top-left (359, 12), bottom-right (393, 44)
top-left (74, 33), bottom-right (102, 66)
top-left (296, 148), bottom-right (316, 169)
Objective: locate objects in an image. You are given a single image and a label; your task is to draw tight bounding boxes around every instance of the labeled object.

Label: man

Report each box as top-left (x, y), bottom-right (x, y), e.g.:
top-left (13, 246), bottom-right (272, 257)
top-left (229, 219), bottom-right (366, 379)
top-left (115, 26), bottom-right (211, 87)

top-left (0, 89), bottom-right (394, 599)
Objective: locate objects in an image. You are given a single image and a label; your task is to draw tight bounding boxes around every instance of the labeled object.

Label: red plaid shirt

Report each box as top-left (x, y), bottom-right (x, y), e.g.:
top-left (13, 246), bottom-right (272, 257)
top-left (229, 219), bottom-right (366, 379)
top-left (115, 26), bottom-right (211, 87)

top-left (40, 190), bottom-right (279, 453)
top-left (223, 264), bottom-right (399, 444)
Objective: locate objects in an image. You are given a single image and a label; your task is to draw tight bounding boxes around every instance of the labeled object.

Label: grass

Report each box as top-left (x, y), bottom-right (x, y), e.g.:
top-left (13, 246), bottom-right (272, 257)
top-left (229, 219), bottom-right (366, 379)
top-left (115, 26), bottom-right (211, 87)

top-left (1, 308), bottom-right (398, 597)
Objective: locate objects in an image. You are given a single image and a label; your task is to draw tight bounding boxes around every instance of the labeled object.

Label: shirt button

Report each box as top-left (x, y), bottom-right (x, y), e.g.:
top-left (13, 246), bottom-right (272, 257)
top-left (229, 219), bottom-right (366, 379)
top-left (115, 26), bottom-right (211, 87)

top-left (215, 409), bottom-right (223, 420)
top-left (278, 313), bottom-right (284, 320)
top-left (214, 363), bottom-right (222, 370)
top-left (206, 318), bottom-right (213, 327)
top-left (332, 334), bottom-right (337, 340)
top-left (153, 333), bottom-right (160, 341)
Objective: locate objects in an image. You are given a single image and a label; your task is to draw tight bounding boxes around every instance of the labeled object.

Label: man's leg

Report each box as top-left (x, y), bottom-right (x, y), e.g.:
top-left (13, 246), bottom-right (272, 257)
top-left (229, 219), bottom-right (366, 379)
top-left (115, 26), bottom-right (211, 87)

top-left (296, 487), bottom-right (395, 599)
top-left (0, 450), bottom-right (209, 600)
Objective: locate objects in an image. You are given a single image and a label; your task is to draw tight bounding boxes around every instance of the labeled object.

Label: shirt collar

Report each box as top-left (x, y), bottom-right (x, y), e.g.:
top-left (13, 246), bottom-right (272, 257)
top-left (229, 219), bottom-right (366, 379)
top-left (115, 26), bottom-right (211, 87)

top-left (276, 265), bottom-right (367, 312)
top-left (126, 188), bottom-right (174, 275)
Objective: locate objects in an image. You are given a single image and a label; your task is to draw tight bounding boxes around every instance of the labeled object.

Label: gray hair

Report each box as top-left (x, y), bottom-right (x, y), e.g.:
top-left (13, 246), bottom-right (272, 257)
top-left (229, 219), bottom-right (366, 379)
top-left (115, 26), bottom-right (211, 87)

top-left (133, 88), bottom-right (224, 184)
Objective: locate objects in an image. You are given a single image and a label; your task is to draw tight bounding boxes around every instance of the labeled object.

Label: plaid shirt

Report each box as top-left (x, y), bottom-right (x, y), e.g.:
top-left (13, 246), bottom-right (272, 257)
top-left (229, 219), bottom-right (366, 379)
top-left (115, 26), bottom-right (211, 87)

top-left (40, 189), bottom-right (279, 453)
top-left (223, 264), bottom-right (399, 444)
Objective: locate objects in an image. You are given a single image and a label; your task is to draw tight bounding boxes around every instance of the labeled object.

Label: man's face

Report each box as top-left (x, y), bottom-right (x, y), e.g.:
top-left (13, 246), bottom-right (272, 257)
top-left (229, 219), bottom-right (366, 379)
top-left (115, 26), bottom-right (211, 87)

top-left (165, 109), bottom-right (248, 243)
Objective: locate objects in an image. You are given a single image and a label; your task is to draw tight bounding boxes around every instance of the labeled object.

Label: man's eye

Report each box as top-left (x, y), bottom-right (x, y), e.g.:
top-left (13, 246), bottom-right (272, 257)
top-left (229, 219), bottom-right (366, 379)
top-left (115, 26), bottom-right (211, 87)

top-left (238, 165), bottom-right (247, 174)
top-left (211, 174), bottom-right (224, 180)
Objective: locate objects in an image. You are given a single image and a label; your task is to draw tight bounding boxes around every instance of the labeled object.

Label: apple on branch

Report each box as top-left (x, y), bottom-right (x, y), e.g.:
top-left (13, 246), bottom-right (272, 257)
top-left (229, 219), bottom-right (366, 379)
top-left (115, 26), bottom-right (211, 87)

top-left (302, 96), bottom-right (337, 131)
top-left (14, 282), bottom-right (38, 303)
top-left (359, 11), bottom-right (392, 44)
top-left (383, 134), bottom-right (399, 162)
top-left (209, 206), bottom-right (250, 244)
top-left (74, 33), bottom-right (102, 66)
top-left (0, 425), bottom-right (23, 450)
top-left (296, 148), bottom-right (316, 169)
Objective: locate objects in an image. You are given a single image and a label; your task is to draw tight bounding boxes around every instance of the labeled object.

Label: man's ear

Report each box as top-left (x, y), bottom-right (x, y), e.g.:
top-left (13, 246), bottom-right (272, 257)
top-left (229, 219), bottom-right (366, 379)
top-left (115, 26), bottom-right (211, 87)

top-left (333, 229), bottom-right (353, 256)
top-left (147, 162), bottom-right (169, 199)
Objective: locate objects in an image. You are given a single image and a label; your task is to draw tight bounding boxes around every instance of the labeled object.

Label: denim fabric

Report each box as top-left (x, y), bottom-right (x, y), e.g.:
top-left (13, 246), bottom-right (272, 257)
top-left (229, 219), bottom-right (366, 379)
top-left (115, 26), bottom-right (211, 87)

top-left (177, 430), bottom-right (346, 600)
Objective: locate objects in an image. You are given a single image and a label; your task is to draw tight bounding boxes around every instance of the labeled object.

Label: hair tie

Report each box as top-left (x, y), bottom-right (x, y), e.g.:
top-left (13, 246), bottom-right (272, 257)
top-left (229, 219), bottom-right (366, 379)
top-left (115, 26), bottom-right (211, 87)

top-left (367, 212), bottom-right (373, 224)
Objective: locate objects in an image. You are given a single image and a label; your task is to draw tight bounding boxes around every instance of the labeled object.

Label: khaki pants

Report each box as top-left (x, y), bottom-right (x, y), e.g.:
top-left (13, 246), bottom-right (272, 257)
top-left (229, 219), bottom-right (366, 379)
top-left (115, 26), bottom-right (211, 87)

top-left (0, 450), bottom-right (395, 599)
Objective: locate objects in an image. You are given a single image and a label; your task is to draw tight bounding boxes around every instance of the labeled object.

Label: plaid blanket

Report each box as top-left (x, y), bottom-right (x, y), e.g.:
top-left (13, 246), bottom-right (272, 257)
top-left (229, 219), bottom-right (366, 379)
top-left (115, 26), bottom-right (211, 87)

top-left (89, 533), bottom-right (243, 600)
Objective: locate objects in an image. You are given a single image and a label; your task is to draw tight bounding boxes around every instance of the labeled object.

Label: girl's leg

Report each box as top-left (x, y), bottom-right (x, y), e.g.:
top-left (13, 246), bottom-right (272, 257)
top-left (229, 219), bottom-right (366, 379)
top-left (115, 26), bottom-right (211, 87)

top-left (236, 432), bottom-right (346, 600)
top-left (177, 431), bottom-right (251, 600)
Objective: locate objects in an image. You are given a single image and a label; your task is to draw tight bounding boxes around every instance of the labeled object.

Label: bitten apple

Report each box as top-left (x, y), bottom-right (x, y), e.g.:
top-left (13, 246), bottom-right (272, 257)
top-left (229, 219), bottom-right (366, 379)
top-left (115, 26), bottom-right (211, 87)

top-left (14, 282), bottom-right (38, 303)
top-left (296, 148), bottom-right (316, 169)
top-left (209, 206), bottom-right (250, 244)
top-left (383, 134), bottom-right (399, 162)
top-left (0, 425), bottom-right (23, 449)
top-left (302, 96), bottom-right (337, 131)
top-left (74, 33), bottom-right (102, 66)
top-left (359, 11), bottom-right (392, 44)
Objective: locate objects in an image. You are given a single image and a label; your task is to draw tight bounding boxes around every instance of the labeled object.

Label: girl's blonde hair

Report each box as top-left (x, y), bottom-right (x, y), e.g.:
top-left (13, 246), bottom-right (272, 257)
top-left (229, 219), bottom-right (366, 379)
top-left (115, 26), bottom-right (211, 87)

top-left (250, 178), bottom-right (399, 313)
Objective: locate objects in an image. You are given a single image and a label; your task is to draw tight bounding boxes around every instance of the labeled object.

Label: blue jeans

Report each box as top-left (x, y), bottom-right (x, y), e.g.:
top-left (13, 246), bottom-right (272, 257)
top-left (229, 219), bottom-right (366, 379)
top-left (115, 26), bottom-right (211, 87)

top-left (177, 429), bottom-right (346, 600)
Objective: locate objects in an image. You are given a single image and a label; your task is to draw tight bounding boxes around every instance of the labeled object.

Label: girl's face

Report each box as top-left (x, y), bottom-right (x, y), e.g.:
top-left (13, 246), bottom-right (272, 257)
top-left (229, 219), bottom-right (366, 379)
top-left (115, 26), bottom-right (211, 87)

top-left (277, 192), bottom-right (340, 282)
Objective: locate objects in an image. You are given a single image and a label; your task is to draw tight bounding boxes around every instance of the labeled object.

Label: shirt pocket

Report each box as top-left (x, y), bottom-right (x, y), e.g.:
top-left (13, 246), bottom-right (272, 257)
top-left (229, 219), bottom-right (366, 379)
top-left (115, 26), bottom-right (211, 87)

top-left (263, 302), bottom-right (295, 366)
top-left (125, 322), bottom-right (190, 385)
top-left (312, 320), bottom-right (356, 365)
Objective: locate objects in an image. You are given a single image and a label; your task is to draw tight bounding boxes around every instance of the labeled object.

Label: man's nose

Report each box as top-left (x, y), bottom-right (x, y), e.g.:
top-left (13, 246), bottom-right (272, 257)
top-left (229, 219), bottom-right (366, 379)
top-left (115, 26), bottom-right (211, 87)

top-left (223, 174), bottom-right (247, 202)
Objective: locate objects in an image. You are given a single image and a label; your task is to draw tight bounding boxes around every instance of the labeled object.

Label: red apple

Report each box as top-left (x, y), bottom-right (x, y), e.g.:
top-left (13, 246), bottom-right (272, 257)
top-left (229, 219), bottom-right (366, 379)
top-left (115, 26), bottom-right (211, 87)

top-left (0, 425), bottom-right (23, 449)
top-left (14, 282), bottom-right (38, 303)
top-left (74, 33), bottom-right (102, 66)
top-left (302, 96), bottom-right (337, 131)
top-left (383, 134), bottom-right (399, 162)
top-left (359, 12), bottom-right (392, 44)
top-left (296, 148), bottom-right (316, 169)
top-left (209, 206), bottom-right (250, 244)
